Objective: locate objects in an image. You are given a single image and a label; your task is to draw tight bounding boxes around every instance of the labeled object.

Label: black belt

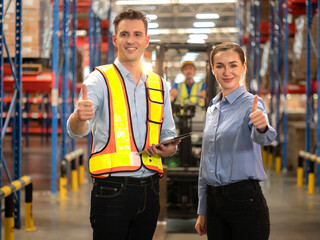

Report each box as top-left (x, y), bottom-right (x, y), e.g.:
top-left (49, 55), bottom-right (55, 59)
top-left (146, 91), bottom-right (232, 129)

top-left (92, 173), bottom-right (159, 186)
top-left (207, 179), bottom-right (260, 195)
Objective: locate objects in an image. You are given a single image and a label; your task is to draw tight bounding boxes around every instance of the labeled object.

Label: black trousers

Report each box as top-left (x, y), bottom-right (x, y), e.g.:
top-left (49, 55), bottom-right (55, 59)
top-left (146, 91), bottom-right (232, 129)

top-left (90, 174), bottom-right (160, 240)
top-left (206, 180), bottom-right (270, 240)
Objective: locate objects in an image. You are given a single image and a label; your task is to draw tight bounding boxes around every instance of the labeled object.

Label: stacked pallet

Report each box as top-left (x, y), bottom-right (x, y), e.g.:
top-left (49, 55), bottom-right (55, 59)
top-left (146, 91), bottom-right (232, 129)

top-left (3, 0), bottom-right (52, 58)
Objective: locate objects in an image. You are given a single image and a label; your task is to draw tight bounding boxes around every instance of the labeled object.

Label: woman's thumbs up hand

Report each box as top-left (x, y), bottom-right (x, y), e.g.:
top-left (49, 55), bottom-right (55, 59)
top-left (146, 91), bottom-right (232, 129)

top-left (249, 95), bottom-right (267, 132)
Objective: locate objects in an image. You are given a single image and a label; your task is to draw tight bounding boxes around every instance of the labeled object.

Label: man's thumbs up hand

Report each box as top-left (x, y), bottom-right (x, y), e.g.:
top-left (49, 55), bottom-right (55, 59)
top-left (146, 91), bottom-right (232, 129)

top-left (82, 84), bottom-right (89, 100)
top-left (249, 95), bottom-right (267, 132)
top-left (76, 84), bottom-right (94, 121)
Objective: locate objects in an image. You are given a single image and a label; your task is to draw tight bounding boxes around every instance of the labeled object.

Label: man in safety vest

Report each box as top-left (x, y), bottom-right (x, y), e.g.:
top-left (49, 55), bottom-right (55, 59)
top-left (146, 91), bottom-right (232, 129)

top-left (170, 61), bottom-right (206, 107)
top-left (67, 9), bottom-right (179, 240)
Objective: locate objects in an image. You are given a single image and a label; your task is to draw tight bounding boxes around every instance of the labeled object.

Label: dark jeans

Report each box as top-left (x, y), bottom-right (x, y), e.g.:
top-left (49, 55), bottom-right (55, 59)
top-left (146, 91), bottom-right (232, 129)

top-left (206, 180), bottom-right (270, 240)
top-left (90, 174), bottom-right (160, 240)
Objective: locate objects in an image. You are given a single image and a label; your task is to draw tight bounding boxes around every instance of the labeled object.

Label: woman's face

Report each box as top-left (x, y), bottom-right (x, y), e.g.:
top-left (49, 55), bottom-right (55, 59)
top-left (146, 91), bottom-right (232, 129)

top-left (212, 50), bottom-right (246, 97)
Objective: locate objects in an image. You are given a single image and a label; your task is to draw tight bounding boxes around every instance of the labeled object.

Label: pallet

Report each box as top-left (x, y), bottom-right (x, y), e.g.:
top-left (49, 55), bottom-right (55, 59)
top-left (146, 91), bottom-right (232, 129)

top-left (22, 64), bottom-right (43, 75)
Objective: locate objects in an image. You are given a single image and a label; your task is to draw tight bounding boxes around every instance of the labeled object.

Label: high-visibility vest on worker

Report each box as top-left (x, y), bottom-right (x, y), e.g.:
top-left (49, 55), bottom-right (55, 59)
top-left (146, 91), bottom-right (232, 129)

top-left (89, 64), bottom-right (164, 177)
top-left (176, 81), bottom-right (204, 107)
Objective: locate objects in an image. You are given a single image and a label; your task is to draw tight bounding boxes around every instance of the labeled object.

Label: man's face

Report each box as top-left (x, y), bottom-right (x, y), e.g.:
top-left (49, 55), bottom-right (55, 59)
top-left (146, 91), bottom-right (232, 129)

top-left (112, 19), bottom-right (150, 64)
top-left (182, 64), bottom-right (196, 80)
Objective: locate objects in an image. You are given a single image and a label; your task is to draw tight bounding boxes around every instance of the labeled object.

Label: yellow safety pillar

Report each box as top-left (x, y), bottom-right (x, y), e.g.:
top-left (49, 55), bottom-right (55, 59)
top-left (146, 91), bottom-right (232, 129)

top-left (4, 194), bottom-right (14, 240)
top-left (275, 155), bottom-right (281, 174)
top-left (60, 160), bottom-right (68, 200)
top-left (71, 159), bottom-right (79, 192)
top-left (25, 183), bottom-right (37, 231)
top-left (308, 161), bottom-right (315, 194)
top-left (78, 155), bottom-right (85, 185)
top-left (297, 156), bottom-right (304, 187)
top-left (262, 146), bottom-right (268, 165)
top-left (268, 146), bottom-right (274, 169)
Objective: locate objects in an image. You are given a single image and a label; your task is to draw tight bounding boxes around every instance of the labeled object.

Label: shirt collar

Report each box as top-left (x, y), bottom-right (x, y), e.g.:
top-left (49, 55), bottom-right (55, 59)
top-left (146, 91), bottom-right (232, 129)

top-left (114, 58), bottom-right (148, 84)
top-left (210, 85), bottom-right (246, 107)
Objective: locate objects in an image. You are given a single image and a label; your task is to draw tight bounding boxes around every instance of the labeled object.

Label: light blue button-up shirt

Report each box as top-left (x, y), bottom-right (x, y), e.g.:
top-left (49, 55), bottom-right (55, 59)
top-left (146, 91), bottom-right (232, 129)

top-left (197, 86), bottom-right (277, 215)
top-left (67, 58), bottom-right (176, 178)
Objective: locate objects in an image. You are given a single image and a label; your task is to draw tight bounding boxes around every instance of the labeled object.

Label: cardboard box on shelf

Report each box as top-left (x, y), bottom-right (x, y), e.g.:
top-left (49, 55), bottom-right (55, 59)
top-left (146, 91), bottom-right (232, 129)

top-left (3, 0), bottom-right (52, 59)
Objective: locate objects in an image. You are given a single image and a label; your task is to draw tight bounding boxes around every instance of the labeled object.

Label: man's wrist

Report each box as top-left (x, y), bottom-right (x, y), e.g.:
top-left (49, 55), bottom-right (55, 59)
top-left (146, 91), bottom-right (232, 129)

top-left (257, 125), bottom-right (269, 133)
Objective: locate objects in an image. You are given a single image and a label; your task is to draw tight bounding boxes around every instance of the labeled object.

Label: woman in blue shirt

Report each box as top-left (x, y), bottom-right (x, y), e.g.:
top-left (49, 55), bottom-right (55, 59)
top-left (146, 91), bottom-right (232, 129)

top-left (195, 42), bottom-right (277, 240)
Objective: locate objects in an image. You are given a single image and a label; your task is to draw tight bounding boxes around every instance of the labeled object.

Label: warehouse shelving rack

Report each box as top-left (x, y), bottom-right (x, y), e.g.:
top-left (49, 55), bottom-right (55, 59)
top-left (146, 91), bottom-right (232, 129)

top-left (51, 0), bottom-right (113, 193)
top-left (0, 0), bottom-right (23, 232)
top-left (245, 0), bottom-right (320, 191)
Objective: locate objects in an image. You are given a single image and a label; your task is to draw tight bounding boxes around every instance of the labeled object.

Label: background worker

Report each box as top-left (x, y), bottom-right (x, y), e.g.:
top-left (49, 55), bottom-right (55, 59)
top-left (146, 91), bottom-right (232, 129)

top-left (170, 61), bottom-right (207, 107)
top-left (67, 9), bottom-right (179, 240)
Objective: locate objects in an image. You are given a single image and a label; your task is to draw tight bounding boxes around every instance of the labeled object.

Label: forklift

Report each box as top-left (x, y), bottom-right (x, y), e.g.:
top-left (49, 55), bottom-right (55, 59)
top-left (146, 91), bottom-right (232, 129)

top-left (165, 100), bottom-right (204, 218)
top-left (148, 42), bottom-right (218, 218)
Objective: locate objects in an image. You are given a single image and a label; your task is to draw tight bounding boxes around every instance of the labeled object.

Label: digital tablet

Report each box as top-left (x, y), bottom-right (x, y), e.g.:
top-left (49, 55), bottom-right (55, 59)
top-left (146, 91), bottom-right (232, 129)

top-left (138, 132), bottom-right (194, 154)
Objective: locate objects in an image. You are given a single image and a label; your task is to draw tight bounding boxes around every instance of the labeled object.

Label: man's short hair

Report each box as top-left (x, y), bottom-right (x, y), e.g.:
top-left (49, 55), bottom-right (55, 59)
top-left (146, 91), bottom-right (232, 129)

top-left (113, 9), bottom-right (149, 34)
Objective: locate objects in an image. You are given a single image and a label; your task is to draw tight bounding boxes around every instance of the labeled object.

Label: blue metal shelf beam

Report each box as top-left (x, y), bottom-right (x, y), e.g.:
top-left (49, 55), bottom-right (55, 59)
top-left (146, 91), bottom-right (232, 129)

top-left (282, 0), bottom-right (289, 171)
top-left (61, 0), bottom-right (70, 160)
top-left (269, 1), bottom-right (275, 127)
top-left (13, 0), bottom-right (22, 228)
top-left (275, 0), bottom-right (282, 147)
top-left (71, 0), bottom-right (78, 152)
top-left (305, 0), bottom-right (313, 183)
top-left (0, 2), bottom-right (4, 237)
top-left (247, 0), bottom-right (261, 94)
top-left (317, 0), bottom-right (320, 190)
top-left (51, 0), bottom-right (60, 194)
top-left (235, 0), bottom-right (245, 46)
top-left (107, 0), bottom-right (115, 64)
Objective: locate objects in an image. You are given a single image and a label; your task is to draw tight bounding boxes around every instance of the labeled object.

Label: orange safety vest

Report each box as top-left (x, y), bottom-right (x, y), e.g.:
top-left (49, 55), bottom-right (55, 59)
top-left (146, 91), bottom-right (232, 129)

top-left (89, 64), bottom-right (164, 177)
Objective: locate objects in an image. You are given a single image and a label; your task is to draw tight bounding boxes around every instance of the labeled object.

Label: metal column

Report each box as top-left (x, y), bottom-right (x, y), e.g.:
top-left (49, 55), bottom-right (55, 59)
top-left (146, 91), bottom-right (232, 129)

top-left (282, 0), bottom-right (289, 171)
top-left (0, 2), bottom-right (4, 237)
top-left (61, 0), bottom-right (70, 160)
top-left (13, 0), bottom-right (22, 228)
top-left (51, 0), bottom-right (60, 194)
top-left (317, 0), bottom-right (320, 190)
top-left (274, 0), bottom-right (281, 147)
top-left (269, 0), bottom-right (275, 126)
top-left (305, 0), bottom-right (313, 182)
top-left (235, 0), bottom-right (245, 46)
top-left (247, 0), bottom-right (261, 94)
top-left (71, 0), bottom-right (78, 152)
top-left (107, 0), bottom-right (114, 64)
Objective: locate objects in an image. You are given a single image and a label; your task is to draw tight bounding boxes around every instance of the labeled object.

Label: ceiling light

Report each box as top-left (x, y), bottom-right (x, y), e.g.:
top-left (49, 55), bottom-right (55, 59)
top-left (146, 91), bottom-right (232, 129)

top-left (193, 22), bottom-right (215, 28)
top-left (195, 13), bottom-right (220, 19)
top-left (188, 34), bottom-right (208, 39)
top-left (148, 22), bottom-right (159, 28)
top-left (181, 52), bottom-right (199, 62)
top-left (191, 28), bottom-right (212, 34)
top-left (116, 0), bottom-right (237, 5)
top-left (147, 14), bottom-right (158, 20)
top-left (148, 27), bottom-right (238, 35)
top-left (148, 29), bottom-right (170, 35)
top-left (180, 0), bottom-right (236, 2)
top-left (149, 39), bottom-right (161, 43)
top-left (187, 38), bottom-right (206, 44)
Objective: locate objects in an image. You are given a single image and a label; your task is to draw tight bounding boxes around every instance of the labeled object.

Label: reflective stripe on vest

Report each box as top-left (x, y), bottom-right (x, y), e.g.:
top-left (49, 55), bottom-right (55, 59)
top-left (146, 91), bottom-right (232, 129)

top-left (177, 82), bottom-right (204, 106)
top-left (89, 64), bottom-right (164, 177)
